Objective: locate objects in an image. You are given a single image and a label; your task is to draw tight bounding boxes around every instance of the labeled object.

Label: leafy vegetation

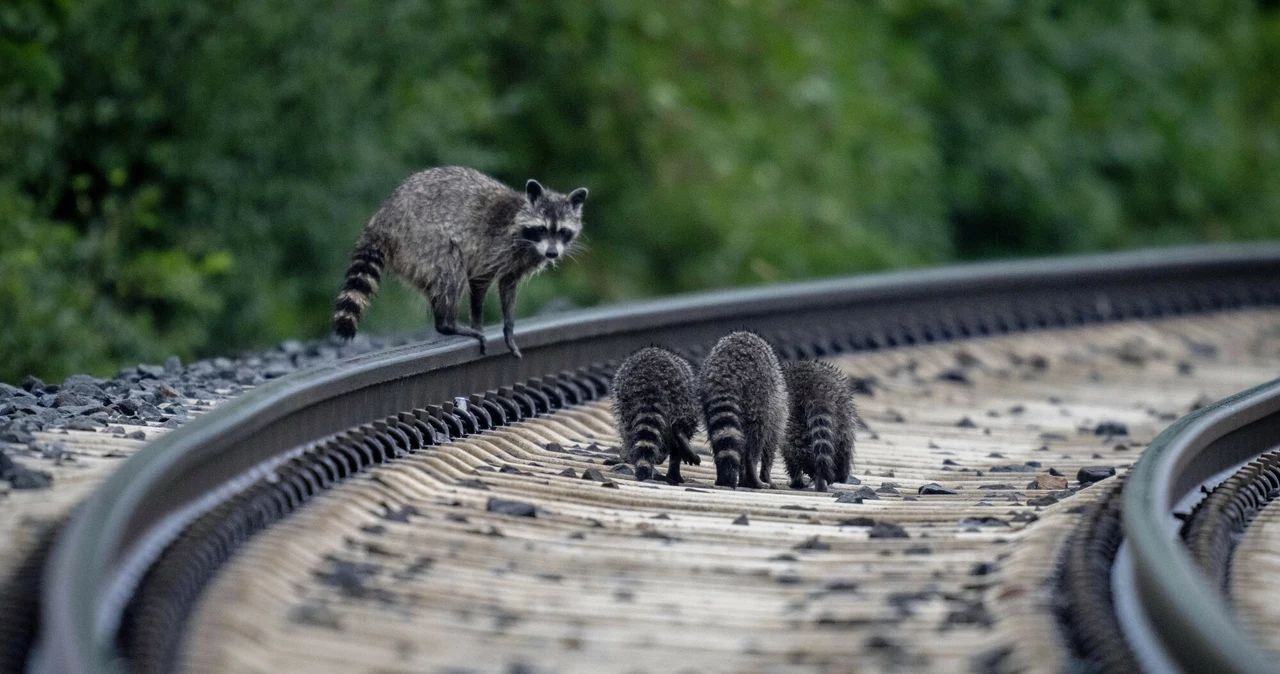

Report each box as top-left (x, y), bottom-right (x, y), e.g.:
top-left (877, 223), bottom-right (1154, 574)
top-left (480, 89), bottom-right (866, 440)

top-left (4, 0), bottom-right (1279, 381)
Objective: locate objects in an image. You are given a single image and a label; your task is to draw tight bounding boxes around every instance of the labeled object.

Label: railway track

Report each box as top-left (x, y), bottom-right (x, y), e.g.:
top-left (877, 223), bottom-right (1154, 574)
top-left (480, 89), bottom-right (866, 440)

top-left (14, 244), bottom-right (1280, 673)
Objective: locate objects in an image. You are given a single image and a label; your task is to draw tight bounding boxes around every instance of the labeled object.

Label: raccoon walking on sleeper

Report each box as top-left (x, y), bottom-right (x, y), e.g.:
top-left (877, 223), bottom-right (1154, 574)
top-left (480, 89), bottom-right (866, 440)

top-left (333, 166), bottom-right (588, 357)
top-left (611, 347), bottom-right (702, 485)
top-left (699, 332), bottom-right (788, 489)
top-left (781, 360), bottom-right (856, 492)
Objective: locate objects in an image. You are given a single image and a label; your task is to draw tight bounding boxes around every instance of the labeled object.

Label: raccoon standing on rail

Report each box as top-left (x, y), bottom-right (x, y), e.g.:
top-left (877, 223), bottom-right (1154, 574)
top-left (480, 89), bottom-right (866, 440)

top-left (611, 347), bottom-right (702, 485)
top-left (332, 166), bottom-right (588, 358)
top-left (780, 360), bottom-right (856, 492)
top-left (698, 332), bottom-right (788, 489)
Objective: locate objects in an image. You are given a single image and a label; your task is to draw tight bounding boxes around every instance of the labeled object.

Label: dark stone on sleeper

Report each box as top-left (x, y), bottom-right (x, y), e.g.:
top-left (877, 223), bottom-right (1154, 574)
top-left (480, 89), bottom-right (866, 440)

top-left (794, 536), bottom-right (831, 551)
top-left (1094, 421), bottom-right (1128, 436)
top-left (869, 521), bottom-right (908, 539)
top-left (487, 497), bottom-right (538, 517)
top-left (989, 464), bottom-right (1035, 473)
top-left (1077, 466), bottom-right (1116, 484)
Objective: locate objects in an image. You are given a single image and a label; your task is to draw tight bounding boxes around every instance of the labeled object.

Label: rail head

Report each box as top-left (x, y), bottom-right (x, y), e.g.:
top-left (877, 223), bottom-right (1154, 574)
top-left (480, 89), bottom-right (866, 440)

top-left (36, 242), bottom-right (1280, 674)
top-left (1123, 378), bottom-right (1280, 674)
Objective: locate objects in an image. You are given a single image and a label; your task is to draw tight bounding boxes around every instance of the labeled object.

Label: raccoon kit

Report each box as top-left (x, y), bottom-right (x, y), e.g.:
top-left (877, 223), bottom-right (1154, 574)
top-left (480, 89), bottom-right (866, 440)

top-left (333, 166), bottom-right (587, 357)
top-left (781, 360), bottom-right (856, 492)
top-left (698, 332), bottom-right (788, 489)
top-left (611, 347), bottom-right (702, 485)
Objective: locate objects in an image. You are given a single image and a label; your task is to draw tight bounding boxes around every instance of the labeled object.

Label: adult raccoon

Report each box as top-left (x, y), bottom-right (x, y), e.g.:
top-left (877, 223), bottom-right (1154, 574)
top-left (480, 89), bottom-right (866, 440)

top-left (333, 166), bottom-right (587, 357)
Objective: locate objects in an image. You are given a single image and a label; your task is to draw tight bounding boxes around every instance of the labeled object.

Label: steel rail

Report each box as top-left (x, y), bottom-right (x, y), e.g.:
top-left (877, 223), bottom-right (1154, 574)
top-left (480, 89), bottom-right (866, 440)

top-left (1124, 378), bottom-right (1280, 674)
top-left (33, 243), bottom-right (1280, 674)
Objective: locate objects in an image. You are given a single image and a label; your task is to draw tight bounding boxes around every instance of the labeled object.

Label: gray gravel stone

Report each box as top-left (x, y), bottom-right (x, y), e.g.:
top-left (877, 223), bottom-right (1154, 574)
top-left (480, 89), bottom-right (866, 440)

top-left (136, 364), bottom-right (166, 378)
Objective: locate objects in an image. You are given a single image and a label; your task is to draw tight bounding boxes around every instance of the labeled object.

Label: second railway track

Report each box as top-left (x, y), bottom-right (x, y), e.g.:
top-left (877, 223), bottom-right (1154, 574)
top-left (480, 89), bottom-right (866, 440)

top-left (24, 244), bottom-right (1280, 673)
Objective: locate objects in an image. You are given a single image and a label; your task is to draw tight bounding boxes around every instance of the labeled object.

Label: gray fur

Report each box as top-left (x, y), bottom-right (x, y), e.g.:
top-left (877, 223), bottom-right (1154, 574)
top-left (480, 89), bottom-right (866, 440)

top-left (781, 360), bottom-right (856, 492)
top-left (698, 332), bottom-right (788, 489)
top-left (332, 166), bottom-right (587, 357)
top-left (611, 347), bottom-right (701, 485)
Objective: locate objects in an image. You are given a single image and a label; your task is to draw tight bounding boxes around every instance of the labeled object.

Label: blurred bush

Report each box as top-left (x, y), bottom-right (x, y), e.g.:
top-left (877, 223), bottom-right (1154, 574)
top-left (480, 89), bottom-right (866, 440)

top-left (3, 0), bottom-right (1279, 381)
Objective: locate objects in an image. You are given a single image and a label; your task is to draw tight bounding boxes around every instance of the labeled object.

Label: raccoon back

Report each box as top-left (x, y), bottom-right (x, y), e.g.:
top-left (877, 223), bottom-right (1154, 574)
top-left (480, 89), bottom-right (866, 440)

top-left (366, 166), bottom-right (525, 276)
top-left (698, 332), bottom-right (788, 424)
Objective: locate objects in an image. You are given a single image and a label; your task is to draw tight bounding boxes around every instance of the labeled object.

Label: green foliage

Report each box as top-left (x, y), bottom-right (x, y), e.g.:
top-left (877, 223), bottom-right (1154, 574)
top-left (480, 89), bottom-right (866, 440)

top-left (3, 0), bottom-right (1280, 381)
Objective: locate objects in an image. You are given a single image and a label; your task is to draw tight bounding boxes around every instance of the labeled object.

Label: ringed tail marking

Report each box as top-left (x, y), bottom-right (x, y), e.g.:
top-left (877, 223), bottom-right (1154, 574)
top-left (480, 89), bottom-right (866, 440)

top-left (332, 242), bottom-right (386, 340)
top-left (808, 411), bottom-right (837, 488)
top-left (705, 396), bottom-right (742, 433)
top-left (628, 406), bottom-right (666, 465)
top-left (706, 394), bottom-right (745, 463)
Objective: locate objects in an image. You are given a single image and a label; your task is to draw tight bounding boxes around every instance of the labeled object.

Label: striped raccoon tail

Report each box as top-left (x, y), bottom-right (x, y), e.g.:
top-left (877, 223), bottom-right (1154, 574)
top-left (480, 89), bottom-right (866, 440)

top-left (705, 393), bottom-right (743, 489)
top-left (333, 239), bottom-right (385, 340)
top-left (627, 408), bottom-right (666, 482)
top-left (807, 409), bottom-right (836, 492)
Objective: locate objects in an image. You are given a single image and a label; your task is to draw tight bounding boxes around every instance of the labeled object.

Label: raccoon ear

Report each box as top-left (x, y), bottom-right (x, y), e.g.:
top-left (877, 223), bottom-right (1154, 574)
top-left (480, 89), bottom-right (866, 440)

top-left (525, 180), bottom-right (544, 206)
top-left (568, 187), bottom-right (588, 211)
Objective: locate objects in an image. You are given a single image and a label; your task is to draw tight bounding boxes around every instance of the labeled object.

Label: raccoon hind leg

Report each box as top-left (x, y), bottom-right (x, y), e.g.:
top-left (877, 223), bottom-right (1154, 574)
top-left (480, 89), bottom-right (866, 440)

top-left (834, 435), bottom-right (853, 484)
top-left (758, 445), bottom-right (776, 489)
top-left (740, 415), bottom-right (775, 490)
top-left (664, 450), bottom-right (684, 485)
top-left (424, 264), bottom-right (486, 353)
top-left (738, 454), bottom-right (764, 490)
top-left (783, 449), bottom-right (806, 490)
top-left (834, 414), bottom-right (855, 483)
top-left (468, 276), bottom-right (493, 332)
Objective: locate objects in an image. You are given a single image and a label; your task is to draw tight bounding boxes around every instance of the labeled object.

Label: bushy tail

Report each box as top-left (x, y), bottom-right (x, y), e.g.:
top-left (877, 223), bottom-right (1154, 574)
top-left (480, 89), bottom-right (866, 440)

top-left (627, 408), bottom-right (665, 482)
top-left (705, 393), bottom-right (743, 488)
top-left (332, 239), bottom-right (385, 340)
top-left (807, 410), bottom-right (836, 492)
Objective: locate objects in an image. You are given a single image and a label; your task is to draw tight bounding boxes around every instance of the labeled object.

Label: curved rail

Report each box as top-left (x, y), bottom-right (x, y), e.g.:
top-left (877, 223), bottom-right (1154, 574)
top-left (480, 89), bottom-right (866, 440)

top-left (1182, 450), bottom-right (1280, 593)
top-left (34, 243), bottom-right (1280, 673)
top-left (1124, 378), bottom-right (1280, 673)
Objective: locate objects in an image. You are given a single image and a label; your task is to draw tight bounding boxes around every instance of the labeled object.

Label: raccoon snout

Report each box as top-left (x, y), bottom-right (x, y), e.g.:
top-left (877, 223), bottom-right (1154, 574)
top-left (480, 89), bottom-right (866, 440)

top-left (545, 247), bottom-right (560, 259)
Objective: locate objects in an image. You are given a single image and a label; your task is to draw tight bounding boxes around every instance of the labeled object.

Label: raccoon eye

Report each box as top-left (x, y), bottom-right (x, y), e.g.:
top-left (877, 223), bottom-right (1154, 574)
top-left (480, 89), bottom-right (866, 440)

top-left (522, 226), bottom-right (548, 241)
top-left (558, 229), bottom-right (574, 243)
